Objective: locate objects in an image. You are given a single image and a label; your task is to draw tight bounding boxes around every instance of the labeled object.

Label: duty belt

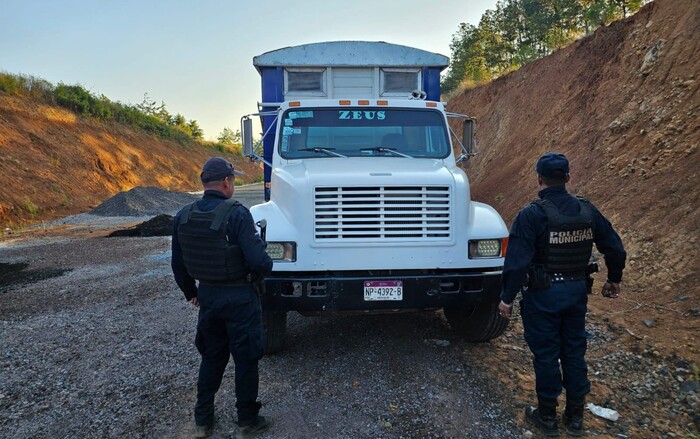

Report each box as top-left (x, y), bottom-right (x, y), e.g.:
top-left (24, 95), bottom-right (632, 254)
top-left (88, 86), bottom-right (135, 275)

top-left (550, 271), bottom-right (587, 282)
top-left (199, 276), bottom-right (251, 287)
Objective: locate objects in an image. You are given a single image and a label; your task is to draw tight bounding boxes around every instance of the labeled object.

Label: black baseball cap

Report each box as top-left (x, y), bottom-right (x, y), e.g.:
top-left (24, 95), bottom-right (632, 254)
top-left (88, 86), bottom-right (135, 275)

top-left (536, 152), bottom-right (569, 179)
top-left (200, 157), bottom-right (244, 183)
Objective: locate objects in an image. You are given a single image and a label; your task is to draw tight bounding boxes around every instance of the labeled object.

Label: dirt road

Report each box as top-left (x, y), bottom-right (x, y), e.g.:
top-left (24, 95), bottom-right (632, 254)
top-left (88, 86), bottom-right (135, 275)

top-left (0, 185), bottom-right (519, 439)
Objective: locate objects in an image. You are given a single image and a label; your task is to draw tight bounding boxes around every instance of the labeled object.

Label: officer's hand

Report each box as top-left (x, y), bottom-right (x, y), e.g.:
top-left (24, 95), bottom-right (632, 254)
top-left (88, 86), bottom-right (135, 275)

top-left (498, 300), bottom-right (513, 320)
top-left (189, 297), bottom-right (200, 307)
top-left (601, 281), bottom-right (621, 298)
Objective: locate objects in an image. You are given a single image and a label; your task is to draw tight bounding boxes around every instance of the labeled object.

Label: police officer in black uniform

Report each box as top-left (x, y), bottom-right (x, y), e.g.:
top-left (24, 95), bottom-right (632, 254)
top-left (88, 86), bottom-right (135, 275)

top-left (498, 152), bottom-right (626, 437)
top-left (171, 157), bottom-right (273, 439)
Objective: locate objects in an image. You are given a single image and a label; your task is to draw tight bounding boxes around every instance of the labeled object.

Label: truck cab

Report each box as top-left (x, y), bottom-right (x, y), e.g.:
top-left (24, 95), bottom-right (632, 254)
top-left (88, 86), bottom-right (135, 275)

top-left (242, 41), bottom-right (509, 353)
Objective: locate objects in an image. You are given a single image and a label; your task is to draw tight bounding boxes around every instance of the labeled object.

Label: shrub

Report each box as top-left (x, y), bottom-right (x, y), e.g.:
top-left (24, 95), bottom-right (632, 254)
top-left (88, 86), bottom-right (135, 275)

top-left (0, 72), bottom-right (24, 94)
top-left (55, 84), bottom-right (111, 120)
top-left (20, 197), bottom-right (39, 215)
top-left (0, 72), bottom-right (54, 101)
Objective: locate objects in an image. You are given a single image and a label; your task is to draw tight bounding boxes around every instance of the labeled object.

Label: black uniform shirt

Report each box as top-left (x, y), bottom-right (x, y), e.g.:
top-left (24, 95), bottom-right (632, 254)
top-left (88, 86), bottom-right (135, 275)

top-left (171, 190), bottom-right (273, 300)
top-left (500, 186), bottom-right (626, 304)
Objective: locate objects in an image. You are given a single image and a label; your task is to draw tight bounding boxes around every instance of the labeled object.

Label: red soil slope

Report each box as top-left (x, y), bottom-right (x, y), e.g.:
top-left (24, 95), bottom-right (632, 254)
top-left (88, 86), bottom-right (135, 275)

top-left (0, 95), bottom-right (261, 227)
top-left (449, 0), bottom-right (698, 340)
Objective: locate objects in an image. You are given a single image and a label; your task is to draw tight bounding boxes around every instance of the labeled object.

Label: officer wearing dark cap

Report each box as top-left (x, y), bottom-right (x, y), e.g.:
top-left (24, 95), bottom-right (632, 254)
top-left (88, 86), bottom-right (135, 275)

top-left (171, 157), bottom-right (273, 438)
top-left (498, 152), bottom-right (626, 437)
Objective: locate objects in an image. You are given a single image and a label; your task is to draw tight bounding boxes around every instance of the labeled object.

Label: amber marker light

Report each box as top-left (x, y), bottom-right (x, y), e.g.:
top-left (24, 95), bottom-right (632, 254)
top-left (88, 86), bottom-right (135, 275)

top-left (426, 102), bottom-right (437, 107)
top-left (358, 100), bottom-right (370, 105)
top-left (289, 101), bottom-right (301, 107)
top-left (339, 100), bottom-right (351, 105)
top-left (501, 237), bottom-right (509, 257)
top-left (377, 100), bottom-right (388, 105)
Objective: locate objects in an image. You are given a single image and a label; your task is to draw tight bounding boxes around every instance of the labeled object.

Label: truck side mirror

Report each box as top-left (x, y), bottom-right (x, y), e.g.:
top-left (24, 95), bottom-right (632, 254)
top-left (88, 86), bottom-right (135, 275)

top-left (242, 117), bottom-right (254, 157)
top-left (462, 119), bottom-right (475, 156)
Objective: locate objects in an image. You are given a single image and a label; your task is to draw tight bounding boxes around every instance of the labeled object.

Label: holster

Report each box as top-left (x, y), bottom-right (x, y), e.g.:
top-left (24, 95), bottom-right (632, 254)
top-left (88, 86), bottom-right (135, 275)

top-left (195, 309), bottom-right (215, 355)
top-left (585, 262), bottom-right (599, 295)
top-left (527, 265), bottom-right (552, 291)
top-left (586, 277), bottom-right (594, 295)
top-left (248, 272), bottom-right (266, 298)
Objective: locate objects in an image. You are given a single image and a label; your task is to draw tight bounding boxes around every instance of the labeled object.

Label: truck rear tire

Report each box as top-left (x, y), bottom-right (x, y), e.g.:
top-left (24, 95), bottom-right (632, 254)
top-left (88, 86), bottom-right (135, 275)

top-left (262, 309), bottom-right (287, 354)
top-left (443, 302), bottom-right (508, 342)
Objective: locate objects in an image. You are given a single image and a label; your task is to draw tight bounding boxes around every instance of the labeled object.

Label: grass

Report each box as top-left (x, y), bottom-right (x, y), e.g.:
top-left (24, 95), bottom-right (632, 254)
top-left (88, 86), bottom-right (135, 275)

top-left (202, 141), bottom-right (243, 156)
top-left (0, 72), bottom-right (54, 101)
top-left (20, 197), bottom-right (39, 215)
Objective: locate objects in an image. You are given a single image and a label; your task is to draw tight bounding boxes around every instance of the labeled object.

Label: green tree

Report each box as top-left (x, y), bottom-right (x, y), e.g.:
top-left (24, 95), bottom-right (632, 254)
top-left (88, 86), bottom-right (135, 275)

top-left (172, 113), bottom-right (186, 127)
top-left (442, 23), bottom-right (488, 94)
top-left (136, 92), bottom-right (158, 115)
top-left (187, 120), bottom-right (203, 140)
top-left (217, 127), bottom-right (241, 145)
top-left (442, 0), bottom-right (647, 95)
top-left (156, 101), bottom-right (172, 125)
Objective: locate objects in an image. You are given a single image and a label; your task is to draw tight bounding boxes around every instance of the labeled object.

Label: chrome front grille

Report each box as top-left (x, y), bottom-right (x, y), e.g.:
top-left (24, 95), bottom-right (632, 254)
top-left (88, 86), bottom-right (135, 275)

top-left (314, 186), bottom-right (451, 241)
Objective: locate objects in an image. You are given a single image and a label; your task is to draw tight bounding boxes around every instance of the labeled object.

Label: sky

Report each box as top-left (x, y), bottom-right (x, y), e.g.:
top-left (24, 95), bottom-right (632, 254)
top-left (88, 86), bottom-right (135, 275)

top-left (0, 0), bottom-right (498, 141)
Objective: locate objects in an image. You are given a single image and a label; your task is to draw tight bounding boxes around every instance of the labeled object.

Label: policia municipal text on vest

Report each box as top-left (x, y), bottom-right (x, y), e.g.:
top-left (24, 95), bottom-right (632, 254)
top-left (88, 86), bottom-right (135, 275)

top-left (527, 197), bottom-right (596, 291)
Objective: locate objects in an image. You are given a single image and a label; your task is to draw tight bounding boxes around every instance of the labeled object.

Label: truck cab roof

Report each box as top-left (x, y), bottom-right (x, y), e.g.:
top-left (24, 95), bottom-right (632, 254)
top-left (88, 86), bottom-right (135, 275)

top-left (253, 41), bottom-right (449, 70)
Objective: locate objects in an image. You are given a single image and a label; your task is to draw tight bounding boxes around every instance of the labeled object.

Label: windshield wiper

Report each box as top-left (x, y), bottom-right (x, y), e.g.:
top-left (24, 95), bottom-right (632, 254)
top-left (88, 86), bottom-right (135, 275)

top-left (359, 147), bottom-right (414, 158)
top-left (297, 147), bottom-right (347, 158)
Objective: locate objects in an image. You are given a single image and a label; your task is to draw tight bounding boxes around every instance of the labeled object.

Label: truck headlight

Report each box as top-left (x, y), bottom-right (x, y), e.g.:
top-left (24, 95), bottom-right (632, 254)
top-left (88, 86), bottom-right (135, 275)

top-left (468, 238), bottom-right (507, 258)
top-left (266, 242), bottom-right (297, 262)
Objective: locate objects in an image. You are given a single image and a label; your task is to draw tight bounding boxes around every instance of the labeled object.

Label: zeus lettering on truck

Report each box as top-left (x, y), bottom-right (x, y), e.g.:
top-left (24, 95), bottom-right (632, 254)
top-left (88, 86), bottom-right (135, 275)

top-left (338, 110), bottom-right (386, 120)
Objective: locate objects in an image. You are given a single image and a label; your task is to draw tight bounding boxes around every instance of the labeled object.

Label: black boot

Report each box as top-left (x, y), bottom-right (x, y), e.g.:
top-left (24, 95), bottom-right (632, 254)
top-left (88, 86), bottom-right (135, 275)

top-left (563, 396), bottom-right (585, 436)
top-left (525, 398), bottom-right (559, 437)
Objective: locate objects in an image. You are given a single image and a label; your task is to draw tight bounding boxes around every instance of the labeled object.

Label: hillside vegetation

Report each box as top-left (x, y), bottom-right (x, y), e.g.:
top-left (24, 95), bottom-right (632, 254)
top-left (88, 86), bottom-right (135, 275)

top-left (442, 0), bottom-right (647, 95)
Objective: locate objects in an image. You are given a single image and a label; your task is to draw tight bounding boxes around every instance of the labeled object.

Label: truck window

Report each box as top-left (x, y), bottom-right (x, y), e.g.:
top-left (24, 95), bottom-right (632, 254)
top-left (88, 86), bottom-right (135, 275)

top-left (285, 69), bottom-right (326, 96)
top-left (380, 69), bottom-right (421, 95)
top-left (279, 108), bottom-right (449, 159)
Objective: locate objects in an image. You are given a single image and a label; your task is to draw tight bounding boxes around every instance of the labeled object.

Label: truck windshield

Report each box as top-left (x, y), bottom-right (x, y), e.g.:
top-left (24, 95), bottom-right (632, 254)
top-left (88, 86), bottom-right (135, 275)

top-left (278, 108), bottom-right (450, 159)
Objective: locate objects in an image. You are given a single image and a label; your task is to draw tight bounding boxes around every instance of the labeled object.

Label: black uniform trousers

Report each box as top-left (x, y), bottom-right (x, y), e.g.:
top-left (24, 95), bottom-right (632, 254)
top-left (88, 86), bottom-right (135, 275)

top-left (194, 284), bottom-right (265, 426)
top-left (520, 279), bottom-right (590, 402)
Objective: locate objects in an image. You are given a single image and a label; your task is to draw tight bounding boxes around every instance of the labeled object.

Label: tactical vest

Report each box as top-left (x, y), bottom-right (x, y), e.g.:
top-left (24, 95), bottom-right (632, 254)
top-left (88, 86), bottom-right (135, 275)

top-left (532, 197), bottom-right (595, 273)
top-left (177, 199), bottom-right (247, 282)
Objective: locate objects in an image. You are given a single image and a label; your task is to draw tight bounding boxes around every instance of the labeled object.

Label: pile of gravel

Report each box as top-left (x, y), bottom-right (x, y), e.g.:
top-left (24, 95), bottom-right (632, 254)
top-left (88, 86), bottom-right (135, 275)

top-left (89, 187), bottom-right (199, 217)
top-left (107, 214), bottom-right (174, 238)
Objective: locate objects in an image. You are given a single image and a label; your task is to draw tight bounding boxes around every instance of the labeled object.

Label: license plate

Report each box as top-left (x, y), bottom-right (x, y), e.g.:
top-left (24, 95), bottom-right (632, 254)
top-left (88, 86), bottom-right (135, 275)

top-left (363, 280), bottom-right (403, 301)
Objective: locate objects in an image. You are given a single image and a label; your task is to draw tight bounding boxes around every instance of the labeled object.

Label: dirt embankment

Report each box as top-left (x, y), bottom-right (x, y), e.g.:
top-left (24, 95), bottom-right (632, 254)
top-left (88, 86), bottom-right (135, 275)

top-left (448, 0), bottom-right (699, 435)
top-left (450, 0), bottom-right (699, 353)
top-left (0, 95), bottom-right (261, 227)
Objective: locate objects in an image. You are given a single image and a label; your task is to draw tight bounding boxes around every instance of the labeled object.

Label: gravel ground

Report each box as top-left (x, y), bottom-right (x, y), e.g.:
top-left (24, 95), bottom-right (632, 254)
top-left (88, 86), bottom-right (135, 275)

top-left (1, 185), bottom-right (521, 438)
top-left (7, 185), bottom-right (694, 438)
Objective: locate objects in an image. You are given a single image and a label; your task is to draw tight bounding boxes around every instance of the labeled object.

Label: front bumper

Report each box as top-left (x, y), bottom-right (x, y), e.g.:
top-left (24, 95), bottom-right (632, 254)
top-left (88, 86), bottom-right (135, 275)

top-left (263, 268), bottom-right (502, 312)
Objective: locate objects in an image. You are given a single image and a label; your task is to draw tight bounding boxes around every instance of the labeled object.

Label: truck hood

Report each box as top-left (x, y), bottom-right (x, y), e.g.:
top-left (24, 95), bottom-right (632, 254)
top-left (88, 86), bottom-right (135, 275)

top-left (281, 157), bottom-right (457, 186)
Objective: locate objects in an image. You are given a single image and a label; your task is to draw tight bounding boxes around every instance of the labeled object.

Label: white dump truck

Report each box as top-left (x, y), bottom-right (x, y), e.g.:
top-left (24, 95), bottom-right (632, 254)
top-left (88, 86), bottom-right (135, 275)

top-left (241, 41), bottom-right (509, 352)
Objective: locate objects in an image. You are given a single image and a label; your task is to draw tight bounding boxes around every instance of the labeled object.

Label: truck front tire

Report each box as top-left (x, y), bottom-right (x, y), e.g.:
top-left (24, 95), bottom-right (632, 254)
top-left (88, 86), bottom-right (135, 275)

top-left (443, 301), bottom-right (508, 342)
top-left (262, 309), bottom-right (287, 354)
